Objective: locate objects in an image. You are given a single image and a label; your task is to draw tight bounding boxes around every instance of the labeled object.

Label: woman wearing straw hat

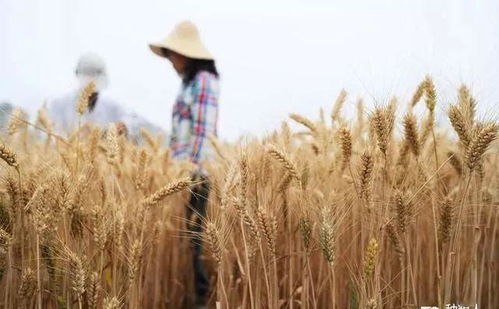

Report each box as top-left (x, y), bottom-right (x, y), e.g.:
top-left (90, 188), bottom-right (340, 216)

top-left (149, 20), bottom-right (219, 308)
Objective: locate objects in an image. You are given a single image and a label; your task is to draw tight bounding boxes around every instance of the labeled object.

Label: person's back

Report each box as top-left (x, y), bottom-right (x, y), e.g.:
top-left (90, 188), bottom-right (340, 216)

top-left (170, 70), bottom-right (219, 163)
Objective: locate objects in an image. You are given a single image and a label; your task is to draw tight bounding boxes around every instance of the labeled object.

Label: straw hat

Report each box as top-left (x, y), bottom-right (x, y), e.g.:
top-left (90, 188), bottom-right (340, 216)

top-left (149, 21), bottom-right (213, 60)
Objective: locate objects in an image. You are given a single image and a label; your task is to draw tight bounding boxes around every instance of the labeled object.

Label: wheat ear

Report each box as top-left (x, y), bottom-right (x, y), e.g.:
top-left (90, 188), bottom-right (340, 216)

top-left (465, 123), bottom-right (498, 172)
top-left (18, 268), bottom-right (36, 299)
top-left (358, 151), bottom-right (373, 201)
top-left (332, 89), bottom-right (348, 123)
top-left (449, 105), bottom-right (471, 147)
top-left (77, 81), bottom-right (96, 115)
top-left (319, 208), bottom-right (335, 265)
top-left (256, 206), bottom-right (276, 256)
top-left (370, 108), bottom-right (388, 156)
top-left (338, 126), bottom-right (352, 170)
top-left (103, 296), bottom-right (121, 309)
top-left (142, 178), bottom-right (191, 207)
top-left (68, 252), bottom-right (86, 300)
top-left (403, 113), bottom-right (420, 157)
top-left (8, 108), bottom-right (27, 136)
top-left (363, 238), bottom-right (379, 279)
top-left (424, 75), bottom-right (437, 113)
top-left (458, 84), bottom-right (476, 129)
top-left (289, 113), bottom-right (317, 134)
top-left (87, 272), bottom-right (101, 309)
top-left (0, 143), bottom-right (19, 168)
top-left (266, 145), bottom-right (300, 181)
top-left (447, 152), bottom-right (463, 176)
top-left (205, 222), bottom-right (223, 266)
top-left (385, 222), bottom-right (404, 260)
top-left (438, 198), bottom-right (454, 246)
top-left (410, 80), bottom-right (426, 107)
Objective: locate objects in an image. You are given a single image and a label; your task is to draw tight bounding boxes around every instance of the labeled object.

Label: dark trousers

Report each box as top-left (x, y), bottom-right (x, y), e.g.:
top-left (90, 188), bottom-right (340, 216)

top-left (185, 176), bottom-right (210, 306)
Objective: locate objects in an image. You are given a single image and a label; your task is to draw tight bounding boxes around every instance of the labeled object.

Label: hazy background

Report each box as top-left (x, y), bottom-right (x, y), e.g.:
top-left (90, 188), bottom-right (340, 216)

top-left (1, 0), bottom-right (498, 140)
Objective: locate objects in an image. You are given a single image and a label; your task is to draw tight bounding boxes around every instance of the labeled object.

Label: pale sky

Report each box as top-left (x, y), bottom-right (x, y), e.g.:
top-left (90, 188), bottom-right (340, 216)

top-left (1, 0), bottom-right (499, 140)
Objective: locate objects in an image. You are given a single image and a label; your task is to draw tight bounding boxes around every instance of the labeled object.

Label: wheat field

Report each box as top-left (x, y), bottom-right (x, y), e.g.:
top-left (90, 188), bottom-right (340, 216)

top-left (0, 78), bottom-right (498, 308)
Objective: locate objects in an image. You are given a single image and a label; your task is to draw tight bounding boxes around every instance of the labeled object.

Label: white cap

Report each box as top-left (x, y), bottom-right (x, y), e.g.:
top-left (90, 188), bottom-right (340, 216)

top-left (75, 53), bottom-right (109, 91)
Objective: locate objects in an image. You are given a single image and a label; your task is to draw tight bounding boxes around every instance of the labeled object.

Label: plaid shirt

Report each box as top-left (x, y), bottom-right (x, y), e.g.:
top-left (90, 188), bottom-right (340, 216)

top-left (170, 71), bottom-right (219, 164)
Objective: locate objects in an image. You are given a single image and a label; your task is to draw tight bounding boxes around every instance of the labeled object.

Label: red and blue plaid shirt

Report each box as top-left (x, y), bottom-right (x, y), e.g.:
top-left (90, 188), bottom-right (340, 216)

top-left (170, 71), bottom-right (219, 164)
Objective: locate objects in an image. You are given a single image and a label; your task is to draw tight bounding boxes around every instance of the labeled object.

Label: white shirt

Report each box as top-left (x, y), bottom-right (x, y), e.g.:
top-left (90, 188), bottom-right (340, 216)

top-left (46, 91), bottom-right (127, 135)
top-left (45, 90), bottom-right (166, 142)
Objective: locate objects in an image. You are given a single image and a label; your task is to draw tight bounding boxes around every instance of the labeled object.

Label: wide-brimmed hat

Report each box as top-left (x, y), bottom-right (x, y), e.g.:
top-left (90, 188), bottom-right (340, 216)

top-left (149, 21), bottom-right (213, 60)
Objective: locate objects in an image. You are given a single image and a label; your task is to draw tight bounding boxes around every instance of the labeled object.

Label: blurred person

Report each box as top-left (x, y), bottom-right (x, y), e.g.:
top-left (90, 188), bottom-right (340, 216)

top-left (45, 53), bottom-right (124, 134)
top-left (0, 102), bottom-right (29, 136)
top-left (45, 53), bottom-right (134, 137)
top-left (0, 102), bottom-right (14, 131)
top-left (149, 20), bottom-right (220, 308)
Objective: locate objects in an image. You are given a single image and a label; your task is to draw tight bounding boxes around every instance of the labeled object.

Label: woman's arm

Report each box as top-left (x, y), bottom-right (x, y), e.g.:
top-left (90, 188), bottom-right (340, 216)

top-left (189, 73), bottom-right (219, 164)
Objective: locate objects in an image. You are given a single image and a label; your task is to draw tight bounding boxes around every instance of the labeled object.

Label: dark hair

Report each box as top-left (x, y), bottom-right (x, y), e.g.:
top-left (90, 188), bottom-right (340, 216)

top-left (161, 48), bottom-right (219, 85)
top-left (182, 58), bottom-right (219, 85)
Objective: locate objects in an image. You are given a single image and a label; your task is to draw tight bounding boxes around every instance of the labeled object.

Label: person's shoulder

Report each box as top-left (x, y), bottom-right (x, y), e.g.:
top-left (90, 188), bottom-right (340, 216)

top-left (97, 94), bottom-right (118, 105)
top-left (195, 70), bottom-right (218, 82)
top-left (96, 95), bottom-right (123, 111)
top-left (46, 91), bottom-right (77, 111)
top-left (193, 71), bottom-right (220, 92)
top-left (50, 91), bottom-right (76, 103)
